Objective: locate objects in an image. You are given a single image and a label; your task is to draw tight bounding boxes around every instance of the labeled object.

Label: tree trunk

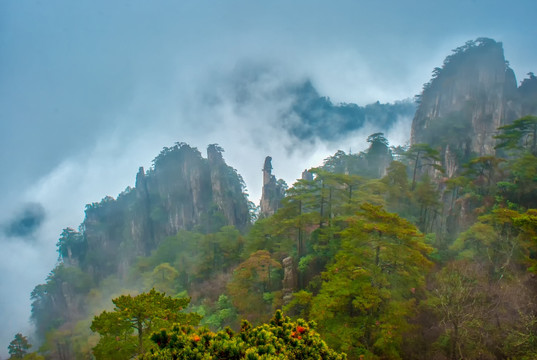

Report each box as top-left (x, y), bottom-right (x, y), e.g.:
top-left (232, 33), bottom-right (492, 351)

top-left (451, 323), bottom-right (459, 360)
top-left (412, 151), bottom-right (421, 191)
top-left (138, 320), bottom-right (144, 355)
top-left (319, 180), bottom-right (325, 227)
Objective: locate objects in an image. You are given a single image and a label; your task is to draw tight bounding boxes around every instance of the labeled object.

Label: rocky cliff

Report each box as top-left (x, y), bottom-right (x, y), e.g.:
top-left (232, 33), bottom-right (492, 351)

top-left (518, 72), bottom-right (537, 116)
top-left (81, 143), bottom-right (250, 279)
top-left (259, 157), bottom-right (286, 217)
top-left (31, 143), bottom-right (251, 343)
top-left (207, 144), bottom-right (251, 229)
top-left (410, 38), bottom-right (537, 238)
top-left (411, 38), bottom-right (537, 177)
top-left (410, 38), bottom-right (523, 177)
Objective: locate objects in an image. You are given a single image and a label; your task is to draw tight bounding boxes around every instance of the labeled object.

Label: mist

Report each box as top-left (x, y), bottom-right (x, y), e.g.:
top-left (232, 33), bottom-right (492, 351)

top-left (1, 0), bottom-right (536, 355)
top-left (3, 203), bottom-right (46, 238)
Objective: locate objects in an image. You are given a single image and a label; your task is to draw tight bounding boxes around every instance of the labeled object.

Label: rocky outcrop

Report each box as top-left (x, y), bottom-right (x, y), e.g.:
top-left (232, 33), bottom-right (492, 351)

top-left (80, 143), bottom-right (250, 280)
top-left (411, 38), bottom-right (537, 180)
top-left (365, 133), bottom-right (392, 178)
top-left (207, 144), bottom-right (250, 229)
top-left (31, 143), bottom-right (252, 345)
top-left (411, 38), bottom-right (520, 172)
top-left (259, 156), bottom-right (286, 217)
top-left (301, 169), bottom-right (313, 181)
top-left (410, 38), bottom-right (537, 238)
top-left (282, 256), bottom-right (297, 305)
top-left (518, 72), bottom-right (537, 116)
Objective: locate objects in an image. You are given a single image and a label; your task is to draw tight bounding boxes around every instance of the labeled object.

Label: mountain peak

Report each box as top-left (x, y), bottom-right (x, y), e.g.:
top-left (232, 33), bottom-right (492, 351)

top-left (410, 38), bottom-right (523, 176)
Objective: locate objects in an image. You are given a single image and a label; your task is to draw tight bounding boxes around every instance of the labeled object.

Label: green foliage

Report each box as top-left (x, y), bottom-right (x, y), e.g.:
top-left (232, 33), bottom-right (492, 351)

top-left (23, 134), bottom-right (537, 360)
top-left (197, 294), bottom-right (239, 330)
top-left (451, 207), bottom-right (535, 277)
top-left (310, 204), bottom-right (433, 359)
top-left (365, 133), bottom-right (392, 178)
top-left (138, 226), bottom-right (243, 289)
top-left (8, 333), bottom-right (31, 359)
top-left (90, 289), bottom-right (201, 359)
top-left (20, 353), bottom-right (45, 360)
top-left (146, 263), bottom-right (179, 294)
top-left (298, 254), bottom-right (315, 273)
top-left (283, 290), bottom-right (313, 319)
top-left (30, 263), bottom-right (94, 337)
top-left (37, 323), bottom-right (97, 360)
top-left (243, 217), bottom-right (295, 258)
top-left (197, 203), bottom-right (229, 234)
top-left (412, 174), bottom-right (441, 233)
top-left (491, 116), bottom-right (537, 208)
top-left (419, 38), bottom-right (499, 97)
top-left (321, 133), bottom-right (394, 179)
top-left (503, 309), bottom-right (537, 359)
top-left (367, 133), bottom-right (389, 147)
top-left (462, 156), bottom-right (506, 194)
top-left (495, 115), bottom-right (537, 156)
top-left (402, 143), bottom-right (443, 191)
top-left (56, 227), bottom-right (86, 263)
top-left (227, 250), bottom-right (282, 324)
top-left (381, 161), bottom-right (410, 214)
top-left (427, 262), bottom-right (492, 359)
top-left (145, 310), bottom-right (346, 359)
top-left (503, 153), bottom-right (537, 207)
top-left (323, 150), bottom-right (361, 175)
top-left (430, 206), bottom-right (537, 359)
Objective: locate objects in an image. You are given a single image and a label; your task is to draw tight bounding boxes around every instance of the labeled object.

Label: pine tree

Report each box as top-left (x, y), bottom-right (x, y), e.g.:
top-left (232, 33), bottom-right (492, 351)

top-left (8, 333), bottom-right (31, 359)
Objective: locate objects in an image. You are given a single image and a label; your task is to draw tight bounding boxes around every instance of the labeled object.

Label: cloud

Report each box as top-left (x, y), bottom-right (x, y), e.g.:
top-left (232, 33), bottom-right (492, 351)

top-left (3, 203), bottom-right (46, 239)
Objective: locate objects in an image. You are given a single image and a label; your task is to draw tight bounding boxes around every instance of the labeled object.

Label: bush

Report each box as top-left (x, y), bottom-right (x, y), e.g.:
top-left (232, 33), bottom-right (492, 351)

top-left (145, 310), bottom-right (346, 359)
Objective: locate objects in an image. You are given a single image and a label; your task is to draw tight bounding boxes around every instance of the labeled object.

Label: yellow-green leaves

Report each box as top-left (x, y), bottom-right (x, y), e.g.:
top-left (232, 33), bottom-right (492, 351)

top-left (146, 311), bottom-right (346, 360)
top-left (91, 289), bottom-right (200, 359)
top-left (309, 204), bottom-right (432, 359)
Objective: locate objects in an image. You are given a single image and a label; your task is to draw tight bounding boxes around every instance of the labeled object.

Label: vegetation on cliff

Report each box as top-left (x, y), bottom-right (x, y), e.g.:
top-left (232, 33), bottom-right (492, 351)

top-left (17, 39), bottom-right (537, 360)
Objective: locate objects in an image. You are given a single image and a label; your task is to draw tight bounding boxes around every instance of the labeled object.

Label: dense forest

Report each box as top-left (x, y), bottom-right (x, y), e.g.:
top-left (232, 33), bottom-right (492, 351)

top-left (8, 39), bottom-right (537, 360)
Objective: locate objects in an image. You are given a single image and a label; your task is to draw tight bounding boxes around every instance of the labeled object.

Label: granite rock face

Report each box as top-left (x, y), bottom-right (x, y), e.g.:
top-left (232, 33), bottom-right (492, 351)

top-left (282, 256), bottom-right (298, 305)
top-left (81, 143), bottom-right (250, 279)
top-left (259, 156), bottom-right (286, 217)
top-left (31, 143), bottom-right (252, 341)
top-left (410, 38), bottom-right (537, 236)
top-left (518, 72), bottom-right (537, 117)
top-left (411, 38), bottom-right (522, 176)
top-left (207, 144), bottom-right (250, 229)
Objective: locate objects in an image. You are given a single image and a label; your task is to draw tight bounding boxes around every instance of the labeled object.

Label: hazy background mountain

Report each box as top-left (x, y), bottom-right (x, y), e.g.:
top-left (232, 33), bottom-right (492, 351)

top-left (1, 0), bottom-right (536, 356)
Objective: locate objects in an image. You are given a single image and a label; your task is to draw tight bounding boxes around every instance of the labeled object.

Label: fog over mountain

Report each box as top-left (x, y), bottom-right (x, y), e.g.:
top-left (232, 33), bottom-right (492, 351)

top-left (1, 0), bottom-right (536, 355)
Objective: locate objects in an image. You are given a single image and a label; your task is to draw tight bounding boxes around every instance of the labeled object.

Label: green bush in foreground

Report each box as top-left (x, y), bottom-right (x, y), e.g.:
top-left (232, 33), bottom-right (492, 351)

top-left (144, 310), bottom-right (346, 359)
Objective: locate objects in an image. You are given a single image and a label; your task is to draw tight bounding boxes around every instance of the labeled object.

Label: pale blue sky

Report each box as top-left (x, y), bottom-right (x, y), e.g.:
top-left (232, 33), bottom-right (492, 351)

top-left (0, 0), bottom-right (535, 354)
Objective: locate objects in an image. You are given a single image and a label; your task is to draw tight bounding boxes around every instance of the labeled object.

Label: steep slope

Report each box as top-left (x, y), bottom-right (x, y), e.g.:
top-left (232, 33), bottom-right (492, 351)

top-left (411, 38), bottom-right (521, 176)
top-left (518, 72), bottom-right (537, 116)
top-left (31, 143), bottom-right (251, 341)
top-left (409, 37), bottom-right (537, 239)
top-left (82, 143), bottom-right (250, 279)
